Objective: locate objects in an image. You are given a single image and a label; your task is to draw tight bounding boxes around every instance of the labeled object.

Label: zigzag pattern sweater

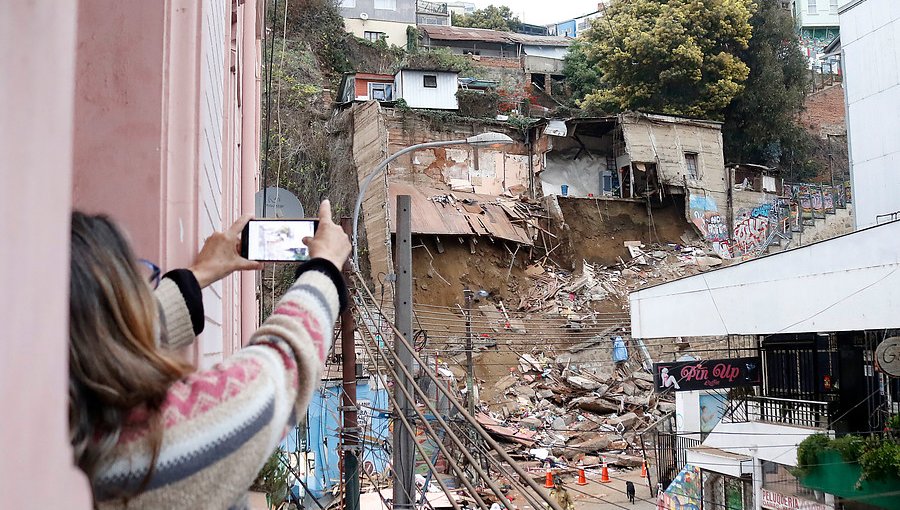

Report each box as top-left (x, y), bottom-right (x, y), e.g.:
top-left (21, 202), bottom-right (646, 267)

top-left (93, 259), bottom-right (347, 509)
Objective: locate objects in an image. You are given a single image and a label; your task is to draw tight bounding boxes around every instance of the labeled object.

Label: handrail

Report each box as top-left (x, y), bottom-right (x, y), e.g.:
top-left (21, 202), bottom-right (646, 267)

top-left (749, 395), bottom-right (830, 406)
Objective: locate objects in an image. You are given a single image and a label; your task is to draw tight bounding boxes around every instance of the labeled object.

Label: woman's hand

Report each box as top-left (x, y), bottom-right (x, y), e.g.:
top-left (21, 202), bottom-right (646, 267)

top-left (190, 214), bottom-right (263, 288)
top-left (303, 200), bottom-right (351, 270)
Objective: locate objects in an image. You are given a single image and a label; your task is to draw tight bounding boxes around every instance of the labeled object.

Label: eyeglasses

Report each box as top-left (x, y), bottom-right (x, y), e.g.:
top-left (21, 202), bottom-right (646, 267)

top-left (138, 259), bottom-right (161, 289)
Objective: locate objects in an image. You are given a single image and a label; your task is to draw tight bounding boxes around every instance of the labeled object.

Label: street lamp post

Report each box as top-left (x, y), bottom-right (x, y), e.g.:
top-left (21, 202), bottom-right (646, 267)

top-left (351, 132), bottom-right (515, 269)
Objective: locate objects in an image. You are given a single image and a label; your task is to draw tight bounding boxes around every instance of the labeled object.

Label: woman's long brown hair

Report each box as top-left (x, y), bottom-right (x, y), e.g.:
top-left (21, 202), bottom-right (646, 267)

top-left (68, 212), bottom-right (190, 492)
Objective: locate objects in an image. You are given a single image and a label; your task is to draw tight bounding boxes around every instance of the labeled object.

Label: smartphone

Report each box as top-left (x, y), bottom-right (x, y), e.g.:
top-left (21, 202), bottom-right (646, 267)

top-left (241, 219), bottom-right (318, 262)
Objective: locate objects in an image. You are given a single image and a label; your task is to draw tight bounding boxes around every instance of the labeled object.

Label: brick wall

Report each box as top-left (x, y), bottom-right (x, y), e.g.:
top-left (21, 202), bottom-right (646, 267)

top-left (799, 84), bottom-right (846, 139)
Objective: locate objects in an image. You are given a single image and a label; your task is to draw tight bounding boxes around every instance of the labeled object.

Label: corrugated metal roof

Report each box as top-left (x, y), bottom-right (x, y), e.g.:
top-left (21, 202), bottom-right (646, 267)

top-left (420, 25), bottom-right (571, 47)
top-left (388, 183), bottom-right (532, 245)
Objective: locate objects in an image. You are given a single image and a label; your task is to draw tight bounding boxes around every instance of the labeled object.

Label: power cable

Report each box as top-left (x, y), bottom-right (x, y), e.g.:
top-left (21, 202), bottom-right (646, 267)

top-left (355, 303), bottom-right (508, 510)
top-left (352, 273), bottom-right (567, 510)
top-left (356, 319), bottom-right (483, 510)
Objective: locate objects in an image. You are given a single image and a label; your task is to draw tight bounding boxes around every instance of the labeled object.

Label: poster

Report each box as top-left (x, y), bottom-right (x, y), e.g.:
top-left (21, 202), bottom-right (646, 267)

top-left (699, 393), bottom-right (727, 434)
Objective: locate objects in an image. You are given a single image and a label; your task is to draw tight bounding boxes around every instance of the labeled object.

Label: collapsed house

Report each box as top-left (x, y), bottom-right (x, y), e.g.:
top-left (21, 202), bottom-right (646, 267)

top-left (539, 113), bottom-right (732, 257)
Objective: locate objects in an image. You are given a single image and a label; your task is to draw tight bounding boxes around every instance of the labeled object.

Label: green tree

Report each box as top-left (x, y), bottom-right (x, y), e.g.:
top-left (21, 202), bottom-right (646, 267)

top-left (570, 0), bottom-right (756, 118)
top-left (451, 5), bottom-right (521, 32)
top-left (722, 0), bottom-right (814, 171)
top-left (562, 40), bottom-right (600, 103)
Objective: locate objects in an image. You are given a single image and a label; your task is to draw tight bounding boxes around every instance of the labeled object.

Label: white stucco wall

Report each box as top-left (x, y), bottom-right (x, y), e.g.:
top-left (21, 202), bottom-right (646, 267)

top-left (840, 0), bottom-right (900, 228)
top-left (630, 219), bottom-right (900, 338)
top-left (344, 18), bottom-right (412, 48)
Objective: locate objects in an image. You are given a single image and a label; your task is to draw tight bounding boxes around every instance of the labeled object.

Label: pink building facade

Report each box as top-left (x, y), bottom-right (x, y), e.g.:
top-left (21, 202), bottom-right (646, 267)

top-left (1, 1), bottom-right (264, 505)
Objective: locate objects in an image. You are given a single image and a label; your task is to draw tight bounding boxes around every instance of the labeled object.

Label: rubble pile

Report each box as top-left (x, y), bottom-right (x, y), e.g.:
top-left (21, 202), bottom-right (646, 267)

top-left (472, 351), bottom-right (674, 470)
top-left (512, 239), bottom-right (726, 313)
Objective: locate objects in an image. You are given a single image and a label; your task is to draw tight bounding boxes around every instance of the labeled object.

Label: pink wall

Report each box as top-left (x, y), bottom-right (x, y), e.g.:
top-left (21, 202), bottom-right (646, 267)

top-left (0, 1), bottom-right (261, 503)
top-left (0, 2), bottom-right (92, 507)
top-left (72, 0), bottom-right (261, 367)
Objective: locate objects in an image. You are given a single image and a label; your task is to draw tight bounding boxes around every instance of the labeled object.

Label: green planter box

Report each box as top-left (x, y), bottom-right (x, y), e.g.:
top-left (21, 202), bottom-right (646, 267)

top-left (798, 450), bottom-right (900, 510)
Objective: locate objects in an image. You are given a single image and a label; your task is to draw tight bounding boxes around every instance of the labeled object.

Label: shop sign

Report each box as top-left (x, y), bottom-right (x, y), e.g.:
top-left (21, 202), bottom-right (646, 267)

top-left (761, 488), bottom-right (827, 510)
top-left (653, 357), bottom-right (761, 392)
top-left (875, 336), bottom-right (900, 377)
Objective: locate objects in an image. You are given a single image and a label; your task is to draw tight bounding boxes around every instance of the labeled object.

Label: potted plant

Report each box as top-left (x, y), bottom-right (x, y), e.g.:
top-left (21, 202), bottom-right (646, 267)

top-left (249, 448), bottom-right (290, 509)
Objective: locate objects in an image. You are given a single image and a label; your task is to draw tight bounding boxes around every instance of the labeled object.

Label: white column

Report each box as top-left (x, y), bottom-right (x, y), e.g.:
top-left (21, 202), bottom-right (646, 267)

top-left (751, 445), bottom-right (763, 510)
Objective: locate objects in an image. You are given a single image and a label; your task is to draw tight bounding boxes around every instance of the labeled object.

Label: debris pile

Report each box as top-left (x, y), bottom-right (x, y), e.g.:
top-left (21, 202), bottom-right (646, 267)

top-left (471, 351), bottom-right (673, 470)
top-left (511, 239), bottom-right (726, 314)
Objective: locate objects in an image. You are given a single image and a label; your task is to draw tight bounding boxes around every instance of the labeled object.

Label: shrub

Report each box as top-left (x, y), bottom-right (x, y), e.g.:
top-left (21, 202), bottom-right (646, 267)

top-left (457, 89), bottom-right (500, 118)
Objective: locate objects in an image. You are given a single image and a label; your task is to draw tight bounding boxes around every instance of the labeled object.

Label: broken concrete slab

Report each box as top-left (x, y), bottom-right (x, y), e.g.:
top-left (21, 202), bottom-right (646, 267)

top-left (566, 375), bottom-right (604, 391)
top-left (571, 396), bottom-right (620, 414)
top-left (568, 433), bottom-right (610, 452)
top-left (607, 412), bottom-right (640, 428)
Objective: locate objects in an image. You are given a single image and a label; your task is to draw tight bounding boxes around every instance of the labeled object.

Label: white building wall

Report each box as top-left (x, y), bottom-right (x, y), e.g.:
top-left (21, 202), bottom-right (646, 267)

top-left (840, 0), bottom-right (900, 228)
top-left (395, 69), bottom-right (458, 109)
top-left (630, 220), bottom-right (900, 338)
top-left (796, 0), bottom-right (840, 27)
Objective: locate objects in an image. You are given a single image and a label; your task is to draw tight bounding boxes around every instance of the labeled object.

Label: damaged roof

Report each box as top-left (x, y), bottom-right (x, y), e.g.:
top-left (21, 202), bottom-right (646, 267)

top-left (388, 183), bottom-right (532, 245)
top-left (420, 25), bottom-right (572, 47)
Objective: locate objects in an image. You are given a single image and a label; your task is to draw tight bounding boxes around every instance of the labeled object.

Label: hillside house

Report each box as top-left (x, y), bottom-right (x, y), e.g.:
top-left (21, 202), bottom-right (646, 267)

top-left (339, 0), bottom-right (416, 48)
top-left (418, 25), bottom-right (571, 94)
top-left (337, 73), bottom-right (396, 104)
top-left (393, 68), bottom-right (459, 109)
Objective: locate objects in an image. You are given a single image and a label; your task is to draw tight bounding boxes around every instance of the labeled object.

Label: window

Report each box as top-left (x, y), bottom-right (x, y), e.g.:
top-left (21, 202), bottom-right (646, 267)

top-left (685, 153), bottom-right (699, 179)
top-left (364, 31), bottom-right (386, 42)
top-left (369, 82), bottom-right (393, 101)
top-left (808, 0), bottom-right (817, 14)
top-left (374, 0), bottom-right (396, 10)
top-left (423, 74), bottom-right (438, 88)
top-left (829, 0), bottom-right (838, 13)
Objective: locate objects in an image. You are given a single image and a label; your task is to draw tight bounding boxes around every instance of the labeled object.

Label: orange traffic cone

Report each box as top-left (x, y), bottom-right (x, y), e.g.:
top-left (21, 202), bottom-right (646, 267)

top-left (544, 467), bottom-right (554, 488)
top-left (576, 465), bottom-right (588, 486)
top-left (600, 461), bottom-right (611, 483)
top-left (640, 460), bottom-right (648, 478)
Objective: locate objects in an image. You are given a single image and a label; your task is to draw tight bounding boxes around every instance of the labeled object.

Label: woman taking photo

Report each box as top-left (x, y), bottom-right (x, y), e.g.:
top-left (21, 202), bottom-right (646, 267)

top-left (68, 200), bottom-right (350, 509)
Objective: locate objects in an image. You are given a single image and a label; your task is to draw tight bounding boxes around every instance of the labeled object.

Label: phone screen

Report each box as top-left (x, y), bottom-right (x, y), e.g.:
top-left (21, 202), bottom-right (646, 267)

top-left (243, 219), bottom-right (317, 262)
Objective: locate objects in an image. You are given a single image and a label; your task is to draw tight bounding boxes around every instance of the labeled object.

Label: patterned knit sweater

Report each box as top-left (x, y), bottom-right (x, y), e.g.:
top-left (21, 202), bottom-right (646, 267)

top-left (92, 259), bottom-right (347, 509)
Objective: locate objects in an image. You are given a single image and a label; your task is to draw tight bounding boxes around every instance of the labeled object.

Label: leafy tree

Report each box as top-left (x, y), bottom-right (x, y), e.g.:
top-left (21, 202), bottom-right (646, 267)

top-left (570, 0), bottom-right (756, 118)
top-left (451, 5), bottom-right (521, 32)
top-left (722, 0), bottom-right (814, 171)
top-left (562, 40), bottom-right (600, 103)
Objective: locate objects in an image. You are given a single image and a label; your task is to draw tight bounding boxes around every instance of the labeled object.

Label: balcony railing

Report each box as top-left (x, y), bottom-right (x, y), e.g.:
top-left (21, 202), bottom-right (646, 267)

top-left (417, 0), bottom-right (448, 15)
top-left (727, 396), bottom-right (833, 429)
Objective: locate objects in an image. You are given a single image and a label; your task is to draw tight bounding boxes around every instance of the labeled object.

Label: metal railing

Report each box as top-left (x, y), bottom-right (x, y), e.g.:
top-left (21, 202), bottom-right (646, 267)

top-left (727, 396), bottom-right (832, 429)
top-left (417, 0), bottom-right (448, 14)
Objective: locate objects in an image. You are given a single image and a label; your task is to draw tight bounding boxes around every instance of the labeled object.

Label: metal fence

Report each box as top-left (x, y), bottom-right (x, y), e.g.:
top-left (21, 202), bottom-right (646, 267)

top-left (656, 431), bottom-right (702, 492)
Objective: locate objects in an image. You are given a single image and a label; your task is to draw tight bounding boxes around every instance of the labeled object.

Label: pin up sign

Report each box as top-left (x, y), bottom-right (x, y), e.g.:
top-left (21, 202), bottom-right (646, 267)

top-left (653, 357), bottom-right (761, 392)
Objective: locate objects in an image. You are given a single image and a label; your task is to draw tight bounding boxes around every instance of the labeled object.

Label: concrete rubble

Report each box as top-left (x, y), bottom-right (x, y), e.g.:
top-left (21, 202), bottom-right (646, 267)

top-left (469, 348), bottom-right (674, 471)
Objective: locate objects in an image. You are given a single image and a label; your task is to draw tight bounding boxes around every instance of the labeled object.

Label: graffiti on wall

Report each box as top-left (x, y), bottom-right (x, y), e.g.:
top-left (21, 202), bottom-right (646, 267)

top-left (689, 193), bottom-right (731, 258)
top-left (732, 203), bottom-right (772, 257)
top-left (658, 464), bottom-right (701, 510)
top-left (823, 186), bottom-right (836, 214)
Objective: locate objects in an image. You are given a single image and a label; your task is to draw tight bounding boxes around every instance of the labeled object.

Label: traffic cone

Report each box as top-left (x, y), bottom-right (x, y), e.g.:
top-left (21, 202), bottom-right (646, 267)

top-left (640, 460), bottom-right (648, 479)
top-left (544, 467), bottom-right (554, 488)
top-left (600, 461), bottom-right (611, 483)
top-left (576, 465), bottom-right (588, 486)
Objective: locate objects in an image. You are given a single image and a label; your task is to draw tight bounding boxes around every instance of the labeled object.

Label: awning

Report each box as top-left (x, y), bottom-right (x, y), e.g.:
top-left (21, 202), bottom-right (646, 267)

top-left (630, 220), bottom-right (900, 338)
top-left (389, 183), bottom-right (532, 245)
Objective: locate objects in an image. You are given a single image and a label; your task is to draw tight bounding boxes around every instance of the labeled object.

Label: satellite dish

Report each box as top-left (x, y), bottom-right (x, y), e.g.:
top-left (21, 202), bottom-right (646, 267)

top-left (254, 187), bottom-right (305, 218)
top-left (359, 12), bottom-right (369, 20)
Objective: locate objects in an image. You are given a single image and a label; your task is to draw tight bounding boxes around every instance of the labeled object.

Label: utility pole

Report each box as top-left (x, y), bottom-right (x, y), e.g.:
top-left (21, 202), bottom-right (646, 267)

top-left (464, 289), bottom-right (475, 415)
top-left (393, 195), bottom-right (416, 510)
top-left (340, 219), bottom-right (360, 510)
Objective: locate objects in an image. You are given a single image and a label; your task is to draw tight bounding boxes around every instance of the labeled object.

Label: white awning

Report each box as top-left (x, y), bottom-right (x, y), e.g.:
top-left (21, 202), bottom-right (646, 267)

top-left (630, 220), bottom-right (900, 338)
